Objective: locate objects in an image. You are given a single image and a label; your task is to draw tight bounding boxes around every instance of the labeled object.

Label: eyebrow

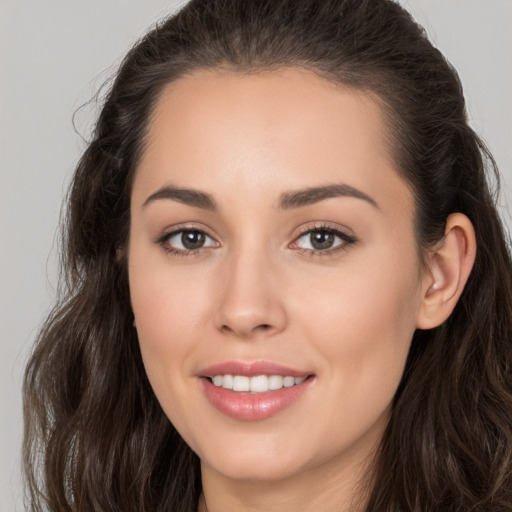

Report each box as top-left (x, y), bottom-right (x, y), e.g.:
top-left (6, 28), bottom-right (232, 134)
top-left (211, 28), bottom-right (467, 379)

top-left (142, 186), bottom-right (217, 210)
top-left (278, 184), bottom-right (379, 210)
top-left (142, 183), bottom-right (379, 211)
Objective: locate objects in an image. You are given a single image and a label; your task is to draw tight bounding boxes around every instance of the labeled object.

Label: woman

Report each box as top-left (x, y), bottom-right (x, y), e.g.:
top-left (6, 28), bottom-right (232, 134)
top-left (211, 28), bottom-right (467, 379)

top-left (23, 0), bottom-right (512, 510)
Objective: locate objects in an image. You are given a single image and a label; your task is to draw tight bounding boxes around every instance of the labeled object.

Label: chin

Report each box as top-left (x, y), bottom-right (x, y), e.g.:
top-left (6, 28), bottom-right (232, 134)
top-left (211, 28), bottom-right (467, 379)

top-left (196, 431), bottom-right (320, 482)
top-left (205, 455), bottom-right (306, 482)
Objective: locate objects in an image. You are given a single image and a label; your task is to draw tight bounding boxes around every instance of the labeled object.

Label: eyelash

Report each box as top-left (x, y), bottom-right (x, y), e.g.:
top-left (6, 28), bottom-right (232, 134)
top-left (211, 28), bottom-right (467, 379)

top-left (155, 223), bottom-right (357, 258)
top-left (291, 224), bottom-right (357, 257)
top-left (155, 225), bottom-right (218, 258)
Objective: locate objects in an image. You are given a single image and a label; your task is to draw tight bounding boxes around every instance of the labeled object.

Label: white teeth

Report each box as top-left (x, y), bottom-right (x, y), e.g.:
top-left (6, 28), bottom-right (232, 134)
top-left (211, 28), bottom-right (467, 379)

top-left (212, 375), bottom-right (223, 387)
top-left (221, 374), bottom-right (234, 390)
top-left (232, 376), bottom-right (250, 392)
top-left (250, 375), bottom-right (269, 392)
top-left (283, 376), bottom-right (295, 388)
top-left (268, 375), bottom-right (283, 390)
top-left (211, 374), bottom-right (307, 393)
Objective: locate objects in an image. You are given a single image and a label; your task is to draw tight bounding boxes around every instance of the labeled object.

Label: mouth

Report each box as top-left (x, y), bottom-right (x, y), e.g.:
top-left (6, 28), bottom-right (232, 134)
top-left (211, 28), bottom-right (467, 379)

top-left (198, 361), bottom-right (315, 421)
top-left (206, 374), bottom-right (309, 393)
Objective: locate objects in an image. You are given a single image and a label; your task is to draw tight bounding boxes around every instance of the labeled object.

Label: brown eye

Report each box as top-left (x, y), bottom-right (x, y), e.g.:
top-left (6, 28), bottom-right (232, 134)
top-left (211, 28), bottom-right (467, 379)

top-left (293, 228), bottom-right (356, 253)
top-left (162, 229), bottom-right (218, 254)
top-left (181, 230), bottom-right (206, 249)
top-left (309, 231), bottom-right (335, 250)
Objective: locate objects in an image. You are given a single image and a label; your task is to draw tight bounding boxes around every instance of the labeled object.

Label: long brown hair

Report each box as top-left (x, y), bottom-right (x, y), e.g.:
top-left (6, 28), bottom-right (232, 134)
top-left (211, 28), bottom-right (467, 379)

top-left (24, 0), bottom-right (512, 510)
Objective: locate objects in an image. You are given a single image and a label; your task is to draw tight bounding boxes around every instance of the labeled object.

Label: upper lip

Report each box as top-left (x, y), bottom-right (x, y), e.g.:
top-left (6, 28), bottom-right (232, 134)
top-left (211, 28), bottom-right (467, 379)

top-left (198, 361), bottom-right (312, 378)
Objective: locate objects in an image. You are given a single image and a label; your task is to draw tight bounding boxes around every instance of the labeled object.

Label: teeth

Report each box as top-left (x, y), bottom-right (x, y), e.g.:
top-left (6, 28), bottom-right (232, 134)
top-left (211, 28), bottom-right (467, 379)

top-left (211, 374), bottom-right (307, 393)
top-left (268, 375), bottom-right (283, 390)
top-left (221, 374), bottom-right (234, 389)
top-left (233, 376), bottom-right (250, 392)
top-left (250, 375), bottom-right (269, 392)
top-left (283, 376), bottom-right (295, 387)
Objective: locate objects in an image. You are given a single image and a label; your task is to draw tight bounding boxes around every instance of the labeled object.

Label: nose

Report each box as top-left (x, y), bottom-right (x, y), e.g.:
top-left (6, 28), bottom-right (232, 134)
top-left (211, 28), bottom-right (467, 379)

top-left (214, 249), bottom-right (288, 339)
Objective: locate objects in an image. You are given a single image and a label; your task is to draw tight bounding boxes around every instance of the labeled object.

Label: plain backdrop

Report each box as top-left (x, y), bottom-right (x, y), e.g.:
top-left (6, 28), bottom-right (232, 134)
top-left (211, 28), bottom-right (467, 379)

top-left (1, 1), bottom-right (511, 510)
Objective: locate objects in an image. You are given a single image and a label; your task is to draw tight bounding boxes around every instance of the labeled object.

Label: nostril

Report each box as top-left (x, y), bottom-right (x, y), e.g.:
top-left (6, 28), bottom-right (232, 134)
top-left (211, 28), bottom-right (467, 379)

top-left (220, 322), bottom-right (273, 337)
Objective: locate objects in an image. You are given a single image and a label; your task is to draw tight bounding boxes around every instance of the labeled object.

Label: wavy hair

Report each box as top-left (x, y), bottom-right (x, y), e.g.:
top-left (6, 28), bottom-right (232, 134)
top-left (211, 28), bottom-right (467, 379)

top-left (23, 0), bottom-right (512, 510)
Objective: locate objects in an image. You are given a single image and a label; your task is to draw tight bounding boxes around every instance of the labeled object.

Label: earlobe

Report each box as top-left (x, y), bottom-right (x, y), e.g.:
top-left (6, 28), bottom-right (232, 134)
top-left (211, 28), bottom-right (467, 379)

top-left (416, 213), bottom-right (477, 330)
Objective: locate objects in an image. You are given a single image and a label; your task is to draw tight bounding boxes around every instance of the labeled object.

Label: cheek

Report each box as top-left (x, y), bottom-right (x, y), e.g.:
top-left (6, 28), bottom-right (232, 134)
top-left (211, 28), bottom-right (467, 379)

top-left (129, 231), bottom-right (216, 329)
top-left (127, 244), bottom-right (209, 393)
top-left (294, 247), bottom-right (422, 412)
top-left (129, 263), bottom-right (213, 445)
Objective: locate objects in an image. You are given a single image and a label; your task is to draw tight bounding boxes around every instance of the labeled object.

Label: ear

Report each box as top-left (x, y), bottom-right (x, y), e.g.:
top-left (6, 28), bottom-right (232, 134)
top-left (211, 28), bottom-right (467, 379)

top-left (416, 213), bottom-right (476, 330)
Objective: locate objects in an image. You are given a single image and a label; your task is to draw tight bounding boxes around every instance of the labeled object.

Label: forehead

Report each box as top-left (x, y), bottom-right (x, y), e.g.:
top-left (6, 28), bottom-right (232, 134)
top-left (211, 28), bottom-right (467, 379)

top-left (144, 67), bottom-right (388, 165)
top-left (135, 67), bottom-right (412, 217)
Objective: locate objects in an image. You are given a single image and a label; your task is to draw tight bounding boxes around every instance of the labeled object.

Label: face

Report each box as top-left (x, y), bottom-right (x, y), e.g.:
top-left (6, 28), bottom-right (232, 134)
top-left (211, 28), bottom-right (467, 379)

top-left (128, 68), bottom-right (427, 483)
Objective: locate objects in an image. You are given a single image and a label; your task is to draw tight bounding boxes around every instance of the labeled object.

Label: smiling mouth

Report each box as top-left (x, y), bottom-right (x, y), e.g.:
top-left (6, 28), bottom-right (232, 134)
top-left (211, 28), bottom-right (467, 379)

top-left (207, 374), bottom-right (310, 393)
top-left (201, 373), bottom-right (315, 421)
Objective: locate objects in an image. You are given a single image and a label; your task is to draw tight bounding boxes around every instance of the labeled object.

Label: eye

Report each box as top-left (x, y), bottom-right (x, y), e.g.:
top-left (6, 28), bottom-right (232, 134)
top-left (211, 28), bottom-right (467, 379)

top-left (292, 227), bottom-right (356, 254)
top-left (158, 228), bottom-right (219, 255)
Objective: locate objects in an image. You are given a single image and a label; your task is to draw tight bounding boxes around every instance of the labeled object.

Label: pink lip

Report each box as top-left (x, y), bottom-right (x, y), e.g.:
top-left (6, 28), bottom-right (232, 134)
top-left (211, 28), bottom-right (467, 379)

top-left (199, 360), bottom-right (310, 378)
top-left (198, 361), bottom-right (314, 421)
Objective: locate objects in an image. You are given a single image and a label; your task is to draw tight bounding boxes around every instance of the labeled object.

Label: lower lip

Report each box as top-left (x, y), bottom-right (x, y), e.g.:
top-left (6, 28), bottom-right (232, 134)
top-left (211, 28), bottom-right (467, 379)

top-left (200, 377), bottom-right (313, 421)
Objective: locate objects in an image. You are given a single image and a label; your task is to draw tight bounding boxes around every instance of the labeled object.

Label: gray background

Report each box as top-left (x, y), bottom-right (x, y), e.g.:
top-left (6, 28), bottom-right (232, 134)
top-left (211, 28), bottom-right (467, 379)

top-left (1, 1), bottom-right (511, 510)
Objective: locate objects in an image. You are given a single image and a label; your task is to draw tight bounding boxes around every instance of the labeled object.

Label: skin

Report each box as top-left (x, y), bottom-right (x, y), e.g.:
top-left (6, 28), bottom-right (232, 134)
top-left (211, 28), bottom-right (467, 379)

top-left (127, 68), bottom-right (472, 511)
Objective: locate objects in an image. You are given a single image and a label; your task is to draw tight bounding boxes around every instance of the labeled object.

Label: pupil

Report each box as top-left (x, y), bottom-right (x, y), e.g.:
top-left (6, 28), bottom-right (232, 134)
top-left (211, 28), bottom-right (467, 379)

top-left (311, 231), bottom-right (334, 250)
top-left (182, 231), bottom-right (205, 249)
